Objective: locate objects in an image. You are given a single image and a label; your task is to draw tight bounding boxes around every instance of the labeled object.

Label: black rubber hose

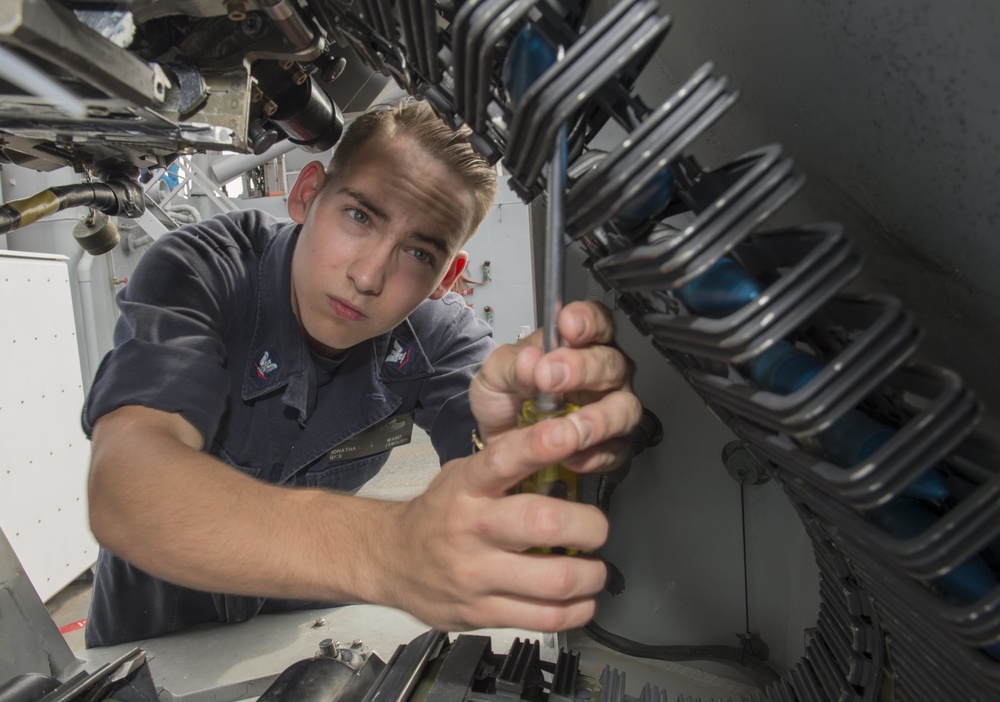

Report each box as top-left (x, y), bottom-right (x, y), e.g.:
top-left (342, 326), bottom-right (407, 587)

top-left (583, 620), bottom-right (781, 688)
top-left (49, 183), bottom-right (121, 212)
top-left (0, 179), bottom-right (144, 235)
top-left (0, 207), bottom-right (15, 234)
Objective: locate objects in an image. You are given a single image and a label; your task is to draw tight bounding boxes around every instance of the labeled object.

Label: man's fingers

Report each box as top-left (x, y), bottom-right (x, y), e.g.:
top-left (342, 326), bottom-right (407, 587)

top-left (461, 417), bottom-right (579, 496)
top-left (443, 551), bottom-right (607, 632)
top-left (453, 546), bottom-right (608, 600)
top-left (469, 344), bottom-right (538, 419)
top-left (462, 398), bottom-right (625, 496)
top-left (476, 494), bottom-right (609, 553)
top-left (566, 390), bottom-right (643, 448)
top-left (472, 341), bottom-right (530, 395)
top-left (463, 387), bottom-right (643, 496)
top-left (560, 436), bottom-right (634, 474)
top-left (468, 343), bottom-right (538, 436)
top-left (483, 553), bottom-right (606, 604)
top-left (558, 300), bottom-right (616, 346)
top-left (531, 345), bottom-right (632, 396)
top-left (469, 301), bottom-right (632, 443)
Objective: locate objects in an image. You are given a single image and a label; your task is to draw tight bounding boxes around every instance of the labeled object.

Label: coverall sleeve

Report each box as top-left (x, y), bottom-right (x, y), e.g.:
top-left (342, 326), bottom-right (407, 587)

top-left (412, 293), bottom-right (498, 464)
top-left (82, 218), bottom-right (251, 444)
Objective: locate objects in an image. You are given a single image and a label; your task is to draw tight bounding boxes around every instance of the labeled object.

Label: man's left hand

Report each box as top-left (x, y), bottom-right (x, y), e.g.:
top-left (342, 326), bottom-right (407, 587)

top-left (469, 300), bottom-right (640, 474)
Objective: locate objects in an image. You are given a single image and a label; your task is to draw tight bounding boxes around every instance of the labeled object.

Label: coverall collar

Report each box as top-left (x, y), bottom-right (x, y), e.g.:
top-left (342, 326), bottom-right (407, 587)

top-left (241, 223), bottom-right (435, 421)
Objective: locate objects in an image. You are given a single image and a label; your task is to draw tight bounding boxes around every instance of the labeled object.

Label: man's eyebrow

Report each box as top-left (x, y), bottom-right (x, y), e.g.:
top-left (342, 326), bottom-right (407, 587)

top-left (341, 187), bottom-right (451, 257)
top-left (341, 188), bottom-right (389, 223)
top-left (411, 231), bottom-right (450, 257)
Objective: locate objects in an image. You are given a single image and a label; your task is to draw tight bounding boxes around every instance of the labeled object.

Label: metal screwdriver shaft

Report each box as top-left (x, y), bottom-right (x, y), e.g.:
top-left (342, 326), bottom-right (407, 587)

top-left (535, 117), bottom-right (568, 413)
top-left (517, 50), bottom-right (583, 554)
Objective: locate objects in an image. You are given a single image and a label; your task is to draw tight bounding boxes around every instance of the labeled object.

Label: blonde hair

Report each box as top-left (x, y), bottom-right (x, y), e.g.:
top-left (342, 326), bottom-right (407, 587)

top-left (327, 100), bottom-right (497, 238)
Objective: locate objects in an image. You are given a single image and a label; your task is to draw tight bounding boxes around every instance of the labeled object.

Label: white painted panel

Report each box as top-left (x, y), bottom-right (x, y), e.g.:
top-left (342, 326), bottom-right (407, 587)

top-left (460, 178), bottom-right (535, 345)
top-left (0, 250), bottom-right (98, 602)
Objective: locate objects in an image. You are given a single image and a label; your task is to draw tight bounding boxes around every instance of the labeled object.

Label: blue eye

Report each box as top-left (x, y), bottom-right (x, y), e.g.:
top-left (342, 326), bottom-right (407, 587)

top-left (347, 208), bottom-right (369, 225)
top-left (409, 249), bottom-right (433, 265)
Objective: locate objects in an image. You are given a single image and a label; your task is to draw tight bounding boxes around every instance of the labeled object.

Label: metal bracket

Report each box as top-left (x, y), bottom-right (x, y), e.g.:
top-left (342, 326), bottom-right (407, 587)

top-left (0, 0), bottom-right (169, 109)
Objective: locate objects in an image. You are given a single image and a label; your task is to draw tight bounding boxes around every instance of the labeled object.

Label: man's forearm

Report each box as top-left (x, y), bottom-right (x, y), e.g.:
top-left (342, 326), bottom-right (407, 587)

top-left (87, 329), bottom-right (638, 635)
top-left (88, 406), bottom-right (401, 604)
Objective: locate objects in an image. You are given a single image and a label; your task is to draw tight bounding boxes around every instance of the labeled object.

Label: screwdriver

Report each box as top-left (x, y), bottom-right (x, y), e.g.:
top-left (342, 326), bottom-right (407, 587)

top-left (516, 61), bottom-right (582, 553)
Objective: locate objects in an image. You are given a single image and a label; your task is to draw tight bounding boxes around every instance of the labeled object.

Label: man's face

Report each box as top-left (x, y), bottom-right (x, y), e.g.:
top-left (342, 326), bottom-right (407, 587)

top-left (288, 135), bottom-right (475, 357)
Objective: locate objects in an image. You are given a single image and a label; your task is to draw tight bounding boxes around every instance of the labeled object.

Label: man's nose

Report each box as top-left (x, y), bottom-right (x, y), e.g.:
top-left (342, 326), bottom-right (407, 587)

top-left (347, 247), bottom-right (390, 295)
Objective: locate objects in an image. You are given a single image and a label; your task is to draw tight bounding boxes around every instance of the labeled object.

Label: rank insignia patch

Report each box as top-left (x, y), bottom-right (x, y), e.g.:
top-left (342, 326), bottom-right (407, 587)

top-left (384, 338), bottom-right (415, 375)
top-left (251, 349), bottom-right (280, 387)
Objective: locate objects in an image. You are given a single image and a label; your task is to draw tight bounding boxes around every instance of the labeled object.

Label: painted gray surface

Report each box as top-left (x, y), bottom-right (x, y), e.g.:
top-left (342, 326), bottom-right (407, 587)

top-left (590, 320), bottom-right (748, 647)
top-left (567, 628), bottom-right (763, 699)
top-left (565, 242), bottom-right (818, 675)
top-left (238, 195), bottom-right (292, 218)
top-left (0, 528), bottom-right (81, 686)
top-left (604, 0), bottom-right (1000, 429)
top-left (560, 0), bottom-right (1000, 676)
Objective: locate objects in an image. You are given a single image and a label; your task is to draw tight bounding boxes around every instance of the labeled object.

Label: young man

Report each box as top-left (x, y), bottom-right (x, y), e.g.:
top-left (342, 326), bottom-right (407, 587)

top-left (84, 100), bottom-right (640, 647)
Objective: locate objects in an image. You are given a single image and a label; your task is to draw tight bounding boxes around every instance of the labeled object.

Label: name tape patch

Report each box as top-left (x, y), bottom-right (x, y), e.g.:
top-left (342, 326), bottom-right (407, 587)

top-left (328, 413), bottom-right (415, 462)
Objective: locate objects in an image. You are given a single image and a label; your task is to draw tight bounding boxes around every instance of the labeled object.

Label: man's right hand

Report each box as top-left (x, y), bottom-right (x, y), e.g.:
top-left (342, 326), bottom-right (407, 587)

top-left (89, 402), bottom-right (617, 634)
top-left (371, 402), bottom-right (616, 633)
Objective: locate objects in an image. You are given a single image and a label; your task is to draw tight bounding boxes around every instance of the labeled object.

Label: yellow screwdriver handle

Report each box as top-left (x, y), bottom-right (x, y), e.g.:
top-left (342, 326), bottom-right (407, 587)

top-left (517, 398), bottom-right (581, 554)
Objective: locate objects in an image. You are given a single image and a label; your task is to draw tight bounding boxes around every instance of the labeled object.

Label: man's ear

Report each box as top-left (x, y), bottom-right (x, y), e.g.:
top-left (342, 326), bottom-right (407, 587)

top-left (287, 161), bottom-right (328, 224)
top-left (429, 251), bottom-right (469, 300)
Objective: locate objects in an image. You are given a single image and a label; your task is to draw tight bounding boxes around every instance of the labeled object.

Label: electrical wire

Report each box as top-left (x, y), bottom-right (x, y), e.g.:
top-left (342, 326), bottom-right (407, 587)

top-left (739, 478), bottom-right (753, 666)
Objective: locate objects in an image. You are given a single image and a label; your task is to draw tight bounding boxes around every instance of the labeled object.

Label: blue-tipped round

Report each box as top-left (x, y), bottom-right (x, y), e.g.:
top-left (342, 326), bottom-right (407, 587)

top-left (819, 409), bottom-right (894, 468)
top-left (873, 498), bottom-right (998, 607)
top-left (614, 166), bottom-right (675, 226)
top-left (675, 257), bottom-right (761, 318)
top-left (901, 469), bottom-right (950, 502)
top-left (818, 409), bottom-right (950, 501)
top-left (502, 26), bottom-right (557, 108)
top-left (747, 341), bottom-right (950, 502)
top-left (746, 340), bottom-right (823, 395)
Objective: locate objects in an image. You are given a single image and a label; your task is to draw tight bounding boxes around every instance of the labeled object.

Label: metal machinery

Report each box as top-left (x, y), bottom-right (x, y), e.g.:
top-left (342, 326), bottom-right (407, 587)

top-left (2, 0), bottom-right (1000, 701)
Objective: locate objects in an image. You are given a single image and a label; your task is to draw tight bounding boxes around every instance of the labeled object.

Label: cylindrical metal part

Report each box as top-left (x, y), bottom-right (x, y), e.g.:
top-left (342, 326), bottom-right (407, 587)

top-left (319, 638), bottom-right (337, 657)
top-left (721, 440), bottom-right (770, 486)
top-left (259, 0), bottom-right (316, 53)
top-left (321, 56), bottom-right (347, 83)
top-left (225, 0), bottom-right (248, 21)
top-left (210, 139), bottom-right (299, 185)
top-left (269, 78), bottom-right (344, 152)
top-left (248, 121), bottom-right (280, 155)
top-left (73, 211), bottom-right (120, 255)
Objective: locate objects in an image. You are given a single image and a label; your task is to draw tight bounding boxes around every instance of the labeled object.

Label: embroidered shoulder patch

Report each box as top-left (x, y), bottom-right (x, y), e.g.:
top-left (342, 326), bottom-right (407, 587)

top-left (384, 337), bottom-right (415, 375)
top-left (250, 349), bottom-right (280, 387)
